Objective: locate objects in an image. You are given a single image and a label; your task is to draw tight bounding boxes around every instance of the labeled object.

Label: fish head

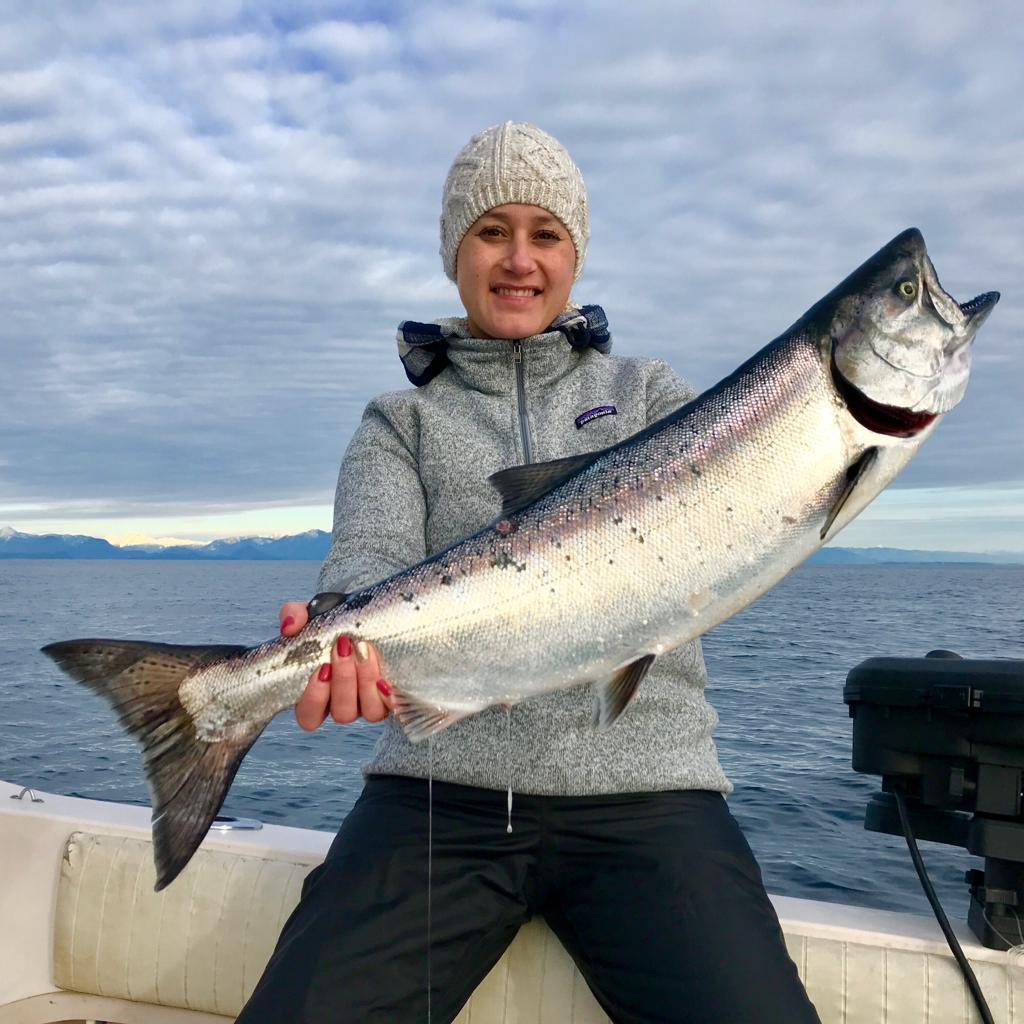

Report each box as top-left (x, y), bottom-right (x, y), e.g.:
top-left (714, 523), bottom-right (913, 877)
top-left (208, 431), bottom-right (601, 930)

top-left (822, 228), bottom-right (998, 419)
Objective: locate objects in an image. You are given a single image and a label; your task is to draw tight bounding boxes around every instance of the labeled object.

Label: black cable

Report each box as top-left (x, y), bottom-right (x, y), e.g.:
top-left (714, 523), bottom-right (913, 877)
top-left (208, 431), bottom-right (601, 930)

top-left (893, 790), bottom-right (995, 1024)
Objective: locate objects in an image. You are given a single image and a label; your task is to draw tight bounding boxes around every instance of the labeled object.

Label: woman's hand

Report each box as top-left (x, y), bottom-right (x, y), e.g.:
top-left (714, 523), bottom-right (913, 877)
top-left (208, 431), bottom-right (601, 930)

top-left (279, 600), bottom-right (394, 730)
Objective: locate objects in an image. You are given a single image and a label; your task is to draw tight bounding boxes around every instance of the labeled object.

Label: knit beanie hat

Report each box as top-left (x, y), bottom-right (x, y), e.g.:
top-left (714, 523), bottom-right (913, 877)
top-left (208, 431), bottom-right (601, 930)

top-left (440, 121), bottom-right (589, 283)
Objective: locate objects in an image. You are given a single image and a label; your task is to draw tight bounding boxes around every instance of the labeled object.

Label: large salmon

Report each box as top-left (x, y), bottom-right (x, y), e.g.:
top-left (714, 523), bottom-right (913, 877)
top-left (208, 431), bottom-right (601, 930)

top-left (43, 228), bottom-right (998, 889)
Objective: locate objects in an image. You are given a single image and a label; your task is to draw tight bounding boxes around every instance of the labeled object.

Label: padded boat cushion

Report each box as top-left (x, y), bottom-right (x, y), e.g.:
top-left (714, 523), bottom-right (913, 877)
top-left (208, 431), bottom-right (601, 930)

top-left (785, 932), bottom-right (1023, 1024)
top-left (53, 831), bottom-right (1022, 1022)
top-left (53, 832), bottom-right (308, 1017)
top-left (52, 832), bottom-right (610, 1021)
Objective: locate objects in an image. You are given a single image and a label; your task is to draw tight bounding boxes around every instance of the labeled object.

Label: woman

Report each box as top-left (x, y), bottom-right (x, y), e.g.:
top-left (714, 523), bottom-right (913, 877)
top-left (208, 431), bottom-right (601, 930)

top-left (237, 122), bottom-right (821, 1024)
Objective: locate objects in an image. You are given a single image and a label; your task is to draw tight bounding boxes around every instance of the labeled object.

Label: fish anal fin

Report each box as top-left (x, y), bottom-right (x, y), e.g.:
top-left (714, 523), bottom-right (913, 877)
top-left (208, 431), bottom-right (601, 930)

top-left (489, 452), bottom-right (601, 516)
top-left (41, 638), bottom-right (263, 891)
top-left (391, 687), bottom-right (476, 743)
top-left (592, 654), bottom-right (656, 730)
top-left (820, 446), bottom-right (880, 542)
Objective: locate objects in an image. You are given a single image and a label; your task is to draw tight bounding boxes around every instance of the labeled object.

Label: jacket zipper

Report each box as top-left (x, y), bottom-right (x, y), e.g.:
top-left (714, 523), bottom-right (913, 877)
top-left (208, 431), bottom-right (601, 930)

top-left (512, 342), bottom-right (533, 464)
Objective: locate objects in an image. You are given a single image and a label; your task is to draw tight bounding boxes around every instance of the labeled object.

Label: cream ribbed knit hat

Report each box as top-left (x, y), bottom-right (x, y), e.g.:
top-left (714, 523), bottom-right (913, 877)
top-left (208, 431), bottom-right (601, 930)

top-left (440, 121), bottom-right (589, 282)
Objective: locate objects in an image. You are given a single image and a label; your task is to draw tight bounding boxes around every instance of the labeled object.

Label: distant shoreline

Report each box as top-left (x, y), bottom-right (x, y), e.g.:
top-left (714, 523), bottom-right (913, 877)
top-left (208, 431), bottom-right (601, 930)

top-left (2, 527), bottom-right (1022, 566)
top-left (0, 554), bottom-right (327, 561)
top-left (9, 557), bottom-right (1018, 565)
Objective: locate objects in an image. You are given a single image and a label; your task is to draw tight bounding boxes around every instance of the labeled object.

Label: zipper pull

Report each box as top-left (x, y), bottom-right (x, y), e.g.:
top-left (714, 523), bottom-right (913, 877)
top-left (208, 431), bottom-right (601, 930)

top-left (512, 342), bottom-right (522, 363)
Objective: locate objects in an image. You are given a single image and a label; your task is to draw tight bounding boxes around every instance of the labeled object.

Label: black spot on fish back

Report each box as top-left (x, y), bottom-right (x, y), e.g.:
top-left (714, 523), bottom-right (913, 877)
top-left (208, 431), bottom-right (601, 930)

top-left (283, 640), bottom-right (321, 667)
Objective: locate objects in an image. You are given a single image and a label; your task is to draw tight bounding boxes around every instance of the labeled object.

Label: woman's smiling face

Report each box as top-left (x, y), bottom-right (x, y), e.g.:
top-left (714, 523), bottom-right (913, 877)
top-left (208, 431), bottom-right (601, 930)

top-left (455, 204), bottom-right (576, 340)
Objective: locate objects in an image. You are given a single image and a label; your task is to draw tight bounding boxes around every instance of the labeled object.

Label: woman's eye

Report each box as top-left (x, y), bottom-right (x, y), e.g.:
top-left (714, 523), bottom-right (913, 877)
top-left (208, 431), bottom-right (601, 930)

top-left (536, 231), bottom-right (561, 241)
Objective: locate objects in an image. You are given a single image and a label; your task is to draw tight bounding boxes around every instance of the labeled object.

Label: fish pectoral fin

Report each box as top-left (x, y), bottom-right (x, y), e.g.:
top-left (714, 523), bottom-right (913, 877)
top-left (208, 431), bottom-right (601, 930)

top-left (41, 638), bottom-right (263, 891)
top-left (391, 687), bottom-right (475, 743)
top-left (592, 654), bottom-right (656, 730)
top-left (488, 453), bottom-right (601, 516)
top-left (820, 446), bottom-right (880, 542)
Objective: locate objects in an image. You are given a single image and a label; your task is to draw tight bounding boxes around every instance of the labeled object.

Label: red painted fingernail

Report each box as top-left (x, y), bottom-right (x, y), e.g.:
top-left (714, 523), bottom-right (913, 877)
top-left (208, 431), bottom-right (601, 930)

top-left (337, 636), bottom-right (352, 658)
top-left (376, 679), bottom-right (391, 697)
top-left (281, 616), bottom-right (295, 633)
top-left (318, 663), bottom-right (332, 682)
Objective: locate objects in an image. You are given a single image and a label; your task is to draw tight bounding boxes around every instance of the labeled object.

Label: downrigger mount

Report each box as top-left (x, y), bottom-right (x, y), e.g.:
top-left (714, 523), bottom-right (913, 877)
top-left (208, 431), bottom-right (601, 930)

top-left (844, 650), bottom-right (1024, 951)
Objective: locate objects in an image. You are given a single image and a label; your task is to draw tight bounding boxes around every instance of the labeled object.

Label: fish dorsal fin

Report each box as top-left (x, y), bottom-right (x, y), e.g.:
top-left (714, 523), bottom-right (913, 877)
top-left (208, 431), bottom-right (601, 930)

top-left (592, 654), bottom-right (656, 730)
top-left (820, 446), bottom-right (880, 542)
top-left (489, 453), bottom-right (600, 516)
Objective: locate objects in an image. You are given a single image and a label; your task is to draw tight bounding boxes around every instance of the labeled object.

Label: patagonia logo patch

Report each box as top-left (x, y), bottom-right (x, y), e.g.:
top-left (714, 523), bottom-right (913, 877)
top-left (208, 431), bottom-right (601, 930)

top-left (575, 405), bottom-right (617, 429)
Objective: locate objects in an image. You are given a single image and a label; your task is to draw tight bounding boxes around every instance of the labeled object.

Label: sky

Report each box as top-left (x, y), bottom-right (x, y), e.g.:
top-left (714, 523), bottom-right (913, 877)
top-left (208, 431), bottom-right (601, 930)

top-left (1, 1), bottom-right (1021, 552)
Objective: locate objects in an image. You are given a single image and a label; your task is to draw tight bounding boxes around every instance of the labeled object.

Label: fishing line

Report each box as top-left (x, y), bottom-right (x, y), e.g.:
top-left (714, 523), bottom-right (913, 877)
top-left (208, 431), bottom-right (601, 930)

top-left (427, 734), bottom-right (433, 1024)
top-left (505, 706), bottom-right (513, 834)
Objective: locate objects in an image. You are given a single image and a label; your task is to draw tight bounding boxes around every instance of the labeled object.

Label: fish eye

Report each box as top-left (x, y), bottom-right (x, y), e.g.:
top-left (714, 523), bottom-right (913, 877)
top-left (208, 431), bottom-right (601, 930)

top-left (895, 280), bottom-right (917, 300)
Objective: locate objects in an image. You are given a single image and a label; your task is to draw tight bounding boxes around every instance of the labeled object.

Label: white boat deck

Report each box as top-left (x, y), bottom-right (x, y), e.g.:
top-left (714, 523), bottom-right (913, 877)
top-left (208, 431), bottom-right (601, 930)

top-left (2, 778), bottom-right (1020, 1023)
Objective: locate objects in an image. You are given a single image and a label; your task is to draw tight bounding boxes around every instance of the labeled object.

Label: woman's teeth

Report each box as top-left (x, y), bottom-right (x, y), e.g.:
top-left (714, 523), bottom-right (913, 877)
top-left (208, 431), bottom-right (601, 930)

top-left (494, 287), bottom-right (538, 297)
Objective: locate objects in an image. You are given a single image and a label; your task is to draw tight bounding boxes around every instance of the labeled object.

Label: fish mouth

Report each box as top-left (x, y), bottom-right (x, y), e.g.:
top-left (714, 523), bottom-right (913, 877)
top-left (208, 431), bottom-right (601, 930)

top-left (957, 291), bottom-right (1000, 323)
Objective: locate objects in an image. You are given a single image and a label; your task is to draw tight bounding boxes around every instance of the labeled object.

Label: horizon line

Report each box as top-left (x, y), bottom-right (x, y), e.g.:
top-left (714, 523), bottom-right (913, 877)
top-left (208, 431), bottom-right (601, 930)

top-left (2, 524), bottom-right (1023, 559)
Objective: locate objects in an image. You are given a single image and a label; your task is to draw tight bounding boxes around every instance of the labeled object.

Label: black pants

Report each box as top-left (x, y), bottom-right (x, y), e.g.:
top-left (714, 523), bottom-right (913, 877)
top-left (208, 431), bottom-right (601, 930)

top-left (237, 777), bottom-right (821, 1024)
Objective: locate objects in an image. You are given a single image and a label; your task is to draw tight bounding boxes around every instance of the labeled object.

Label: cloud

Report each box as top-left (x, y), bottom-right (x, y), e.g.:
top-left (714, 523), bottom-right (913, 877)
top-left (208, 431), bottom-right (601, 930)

top-left (407, 6), bottom-right (531, 55)
top-left (1, 1), bottom-right (1021, 545)
top-left (289, 20), bottom-right (398, 67)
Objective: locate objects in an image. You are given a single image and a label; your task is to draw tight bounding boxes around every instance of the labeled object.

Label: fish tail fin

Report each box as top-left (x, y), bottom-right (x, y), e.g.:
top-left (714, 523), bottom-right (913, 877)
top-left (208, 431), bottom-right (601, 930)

top-left (41, 638), bottom-right (258, 890)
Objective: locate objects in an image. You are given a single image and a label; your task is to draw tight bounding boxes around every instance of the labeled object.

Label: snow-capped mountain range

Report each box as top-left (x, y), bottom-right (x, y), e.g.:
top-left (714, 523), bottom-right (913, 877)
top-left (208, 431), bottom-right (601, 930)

top-left (0, 527), bottom-right (331, 560)
top-left (1, 527), bottom-right (1022, 564)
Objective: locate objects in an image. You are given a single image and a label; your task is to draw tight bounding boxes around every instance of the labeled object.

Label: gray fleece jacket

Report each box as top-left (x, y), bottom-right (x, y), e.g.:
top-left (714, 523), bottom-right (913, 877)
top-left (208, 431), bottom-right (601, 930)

top-left (318, 309), bottom-right (732, 797)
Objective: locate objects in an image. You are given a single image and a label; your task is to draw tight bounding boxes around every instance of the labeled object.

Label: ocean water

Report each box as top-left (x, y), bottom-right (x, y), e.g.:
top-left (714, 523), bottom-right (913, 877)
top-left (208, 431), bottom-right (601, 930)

top-left (2, 559), bottom-right (1022, 921)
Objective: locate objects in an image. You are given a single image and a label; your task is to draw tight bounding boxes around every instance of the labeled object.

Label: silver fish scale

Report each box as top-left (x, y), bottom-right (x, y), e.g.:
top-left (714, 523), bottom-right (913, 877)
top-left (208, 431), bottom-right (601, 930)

top-left (183, 329), bottom-right (923, 735)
